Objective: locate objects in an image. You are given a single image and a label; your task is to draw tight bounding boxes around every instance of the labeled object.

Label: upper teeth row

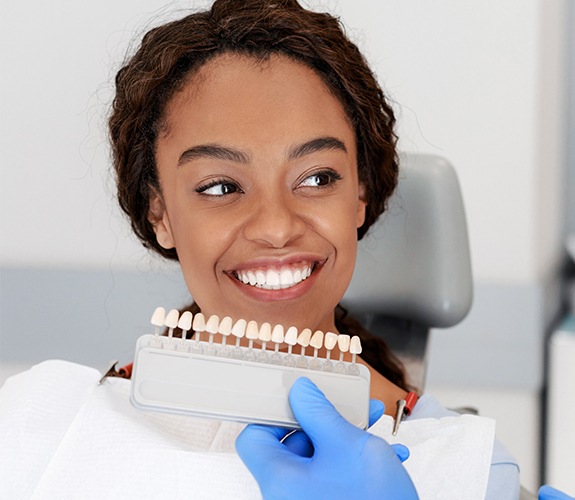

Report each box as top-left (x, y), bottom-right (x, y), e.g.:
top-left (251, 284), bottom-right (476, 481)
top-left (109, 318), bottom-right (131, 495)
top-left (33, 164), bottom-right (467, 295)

top-left (151, 307), bottom-right (362, 354)
top-left (236, 266), bottom-right (312, 290)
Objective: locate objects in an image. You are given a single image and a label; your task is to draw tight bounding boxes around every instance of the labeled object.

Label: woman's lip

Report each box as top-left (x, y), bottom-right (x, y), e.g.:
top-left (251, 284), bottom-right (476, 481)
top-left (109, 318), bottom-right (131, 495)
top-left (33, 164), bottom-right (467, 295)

top-left (227, 255), bottom-right (326, 272)
top-left (225, 260), bottom-right (324, 302)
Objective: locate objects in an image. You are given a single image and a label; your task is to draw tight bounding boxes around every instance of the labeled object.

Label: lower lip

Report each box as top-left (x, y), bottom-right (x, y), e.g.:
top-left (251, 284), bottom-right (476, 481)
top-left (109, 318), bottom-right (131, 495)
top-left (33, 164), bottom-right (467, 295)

top-left (226, 266), bottom-right (321, 302)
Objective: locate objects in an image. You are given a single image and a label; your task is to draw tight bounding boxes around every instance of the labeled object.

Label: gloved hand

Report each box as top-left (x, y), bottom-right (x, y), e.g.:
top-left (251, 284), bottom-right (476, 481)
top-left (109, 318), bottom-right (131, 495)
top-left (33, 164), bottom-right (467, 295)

top-left (538, 485), bottom-right (575, 500)
top-left (236, 377), bottom-right (418, 500)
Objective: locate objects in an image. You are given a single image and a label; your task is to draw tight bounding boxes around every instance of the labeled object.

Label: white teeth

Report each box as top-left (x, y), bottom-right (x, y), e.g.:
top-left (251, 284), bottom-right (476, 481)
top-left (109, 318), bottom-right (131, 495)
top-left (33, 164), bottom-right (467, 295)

top-left (293, 269), bottom-right (302, 283)
top-left (279, 269), bottom-right (293, 288)
top-left (266, 270), bottom-right (280, 287)
top-left (236, 264), bottom-right (314, 290)
top-left (256, 271), bottom-right (266, 286)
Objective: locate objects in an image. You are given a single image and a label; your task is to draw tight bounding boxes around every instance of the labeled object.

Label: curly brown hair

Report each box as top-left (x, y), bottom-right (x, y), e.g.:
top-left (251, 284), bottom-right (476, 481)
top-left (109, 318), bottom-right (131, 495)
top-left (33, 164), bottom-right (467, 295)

top-left (109, 0), bottom-right (408, 389)
top-left (109, 0), bottom-right (398, 260)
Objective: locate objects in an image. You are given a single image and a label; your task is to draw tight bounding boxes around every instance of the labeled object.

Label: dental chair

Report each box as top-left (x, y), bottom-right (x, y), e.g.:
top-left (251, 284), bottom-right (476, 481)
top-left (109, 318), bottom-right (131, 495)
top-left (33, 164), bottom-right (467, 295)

top-left (342, 153), bottom-right (473, 390)
top-left (346, 154), bottom-right (538, 500)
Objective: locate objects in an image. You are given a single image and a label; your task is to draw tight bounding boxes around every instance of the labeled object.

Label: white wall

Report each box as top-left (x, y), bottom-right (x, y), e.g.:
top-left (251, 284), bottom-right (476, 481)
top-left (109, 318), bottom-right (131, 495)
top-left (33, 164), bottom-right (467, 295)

top-left (0, 0), bottom-right (569, 284)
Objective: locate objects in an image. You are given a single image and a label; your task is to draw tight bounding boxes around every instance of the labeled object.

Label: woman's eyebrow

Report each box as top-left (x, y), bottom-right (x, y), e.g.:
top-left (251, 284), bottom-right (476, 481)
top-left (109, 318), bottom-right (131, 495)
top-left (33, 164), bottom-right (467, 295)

top-left (288, 136), bottom-right (347, 160)
top-left (177, 137), bottom-right (346, 167)
top-left (178, 144), bottom-right (250, 167)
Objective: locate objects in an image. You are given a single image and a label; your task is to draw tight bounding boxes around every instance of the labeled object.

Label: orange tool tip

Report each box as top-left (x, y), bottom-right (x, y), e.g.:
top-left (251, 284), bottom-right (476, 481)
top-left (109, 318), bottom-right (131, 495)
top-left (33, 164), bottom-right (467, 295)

top-left (403, 391), bottom-right (418, 416)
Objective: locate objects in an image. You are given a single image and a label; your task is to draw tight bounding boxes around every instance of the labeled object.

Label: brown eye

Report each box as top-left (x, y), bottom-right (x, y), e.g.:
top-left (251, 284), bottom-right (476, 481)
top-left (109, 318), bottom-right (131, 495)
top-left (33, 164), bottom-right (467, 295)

top-left (299, 169), bottom-right (342, 188)
top-left (196, 180), bottom-right (240, 196)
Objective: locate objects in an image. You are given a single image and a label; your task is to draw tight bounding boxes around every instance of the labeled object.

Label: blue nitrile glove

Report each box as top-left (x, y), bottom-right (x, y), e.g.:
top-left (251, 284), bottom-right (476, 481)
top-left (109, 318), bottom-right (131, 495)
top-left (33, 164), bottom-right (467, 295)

top-left (539, 485), bottom-right (575, 499)
top-left (278, 393), bottom-right (409, 461)
top-left (236, 377), bottom-right (418, 500)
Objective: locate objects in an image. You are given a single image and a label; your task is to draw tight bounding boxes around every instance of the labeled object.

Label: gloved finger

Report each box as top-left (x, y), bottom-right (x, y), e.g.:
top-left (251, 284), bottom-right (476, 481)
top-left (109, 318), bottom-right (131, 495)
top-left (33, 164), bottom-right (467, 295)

top-left (288, 377), bottom-right (361, 445)
top-left (538, 485), bottom-right (575, 500)
top-left (391, 443), bottom-right (410, 463)
top-left (235, 424), bottom-right (300, 477)
top-left (281, 429), bottom-right (314, 458)
top-left (368, 399), bottom-right (385, 427)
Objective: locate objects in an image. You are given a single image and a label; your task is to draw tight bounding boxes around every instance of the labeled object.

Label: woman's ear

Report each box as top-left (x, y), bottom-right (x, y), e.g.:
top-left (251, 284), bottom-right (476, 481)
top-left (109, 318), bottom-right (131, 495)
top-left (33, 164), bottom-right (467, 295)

top-left (148, 190), bottom-right (176, 250)
top-left (356, 183), bottom-right (367, 228)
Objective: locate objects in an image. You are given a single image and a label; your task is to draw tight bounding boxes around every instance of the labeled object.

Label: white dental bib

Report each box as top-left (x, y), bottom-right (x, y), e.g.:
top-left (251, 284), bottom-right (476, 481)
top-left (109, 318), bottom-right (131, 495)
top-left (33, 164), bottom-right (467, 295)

top-left (0, 360), bottom-right (494, 499)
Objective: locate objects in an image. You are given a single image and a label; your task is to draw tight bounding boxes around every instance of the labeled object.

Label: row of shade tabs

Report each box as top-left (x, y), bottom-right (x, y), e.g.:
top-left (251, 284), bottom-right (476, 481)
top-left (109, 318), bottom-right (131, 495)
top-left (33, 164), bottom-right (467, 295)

top-left (148, 306), bottom-right (363, 374)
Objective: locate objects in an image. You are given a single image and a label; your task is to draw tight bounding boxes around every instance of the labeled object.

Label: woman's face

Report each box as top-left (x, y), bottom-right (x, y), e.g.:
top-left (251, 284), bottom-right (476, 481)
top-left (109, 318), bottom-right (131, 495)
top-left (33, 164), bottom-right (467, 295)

top-left (151, 53), bottom-right (366, 333)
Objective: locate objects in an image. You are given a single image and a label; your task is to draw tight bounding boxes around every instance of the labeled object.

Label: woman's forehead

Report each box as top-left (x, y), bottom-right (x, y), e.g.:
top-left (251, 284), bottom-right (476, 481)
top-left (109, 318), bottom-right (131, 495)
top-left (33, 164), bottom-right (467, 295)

top-left (159, 52), bottom-right (355, 152)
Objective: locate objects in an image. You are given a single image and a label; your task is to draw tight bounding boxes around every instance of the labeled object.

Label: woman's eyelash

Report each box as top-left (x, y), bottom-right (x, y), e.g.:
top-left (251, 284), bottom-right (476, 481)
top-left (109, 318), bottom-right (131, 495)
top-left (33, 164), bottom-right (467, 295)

top-left (195, 179), bottom-right (241, 196)
top-left (300, 169), bottom-right (342, 187)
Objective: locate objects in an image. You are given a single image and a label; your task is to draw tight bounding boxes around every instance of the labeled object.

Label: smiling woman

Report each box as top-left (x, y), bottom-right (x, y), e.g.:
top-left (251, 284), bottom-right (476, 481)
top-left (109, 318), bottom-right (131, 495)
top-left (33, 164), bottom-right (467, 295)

top-left (103, 0), bottom-right (520, 497)
top-left (109, 0), bottom-right (409, 402)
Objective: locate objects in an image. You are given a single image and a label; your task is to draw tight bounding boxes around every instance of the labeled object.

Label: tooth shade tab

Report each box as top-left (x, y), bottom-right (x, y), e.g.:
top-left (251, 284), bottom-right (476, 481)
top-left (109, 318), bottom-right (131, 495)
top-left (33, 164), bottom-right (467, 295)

top-left (232, 319), bottom-right (247, 338)
top-left (151, 307), bottom-right (166, 327)
top-left (164, 309), bottom-right (180, 329)
top-left (259, 322), bottom-right (272, 342)
top-left (350, 336), bottom-right (362, 354)
top-left (284, 326), bottom-right (298, 346)
top-left (218, 316), bottom-right (233, 336)
top-left (246, 320), bottom-right (259, 340)
top-left (271, 324), bottom-right (285, 343)
top-left (310, 331), bottom-right (324, 350)
top-left (297, 328), bottom-right (312, 347)
top-left (324, 332), bottom-right (338, 350)
top-left (338, 334), bottom-right (350, 353)
top-left (205, 315), bottom-right (220, 334)
top-left (192, 313), bottom-right (206, 332)
top-left (177, 311), bottom-right (193, 331)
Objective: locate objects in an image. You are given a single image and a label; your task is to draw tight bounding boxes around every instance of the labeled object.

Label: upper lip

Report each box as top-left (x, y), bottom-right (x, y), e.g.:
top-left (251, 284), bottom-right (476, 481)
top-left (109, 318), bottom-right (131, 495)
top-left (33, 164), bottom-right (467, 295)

top-left (226, 255), bottom-right (327, 273)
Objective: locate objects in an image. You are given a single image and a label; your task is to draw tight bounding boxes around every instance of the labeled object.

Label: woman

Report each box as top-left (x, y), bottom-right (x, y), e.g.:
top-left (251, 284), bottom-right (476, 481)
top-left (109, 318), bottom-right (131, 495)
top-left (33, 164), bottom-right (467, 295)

top-left (108, 0), bottom-right (520, 497)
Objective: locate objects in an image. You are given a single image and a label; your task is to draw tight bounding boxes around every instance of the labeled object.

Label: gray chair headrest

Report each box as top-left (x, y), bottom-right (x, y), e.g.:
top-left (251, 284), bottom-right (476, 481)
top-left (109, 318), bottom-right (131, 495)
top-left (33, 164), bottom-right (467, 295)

top-left (343, 153), bottom-right (473, 328)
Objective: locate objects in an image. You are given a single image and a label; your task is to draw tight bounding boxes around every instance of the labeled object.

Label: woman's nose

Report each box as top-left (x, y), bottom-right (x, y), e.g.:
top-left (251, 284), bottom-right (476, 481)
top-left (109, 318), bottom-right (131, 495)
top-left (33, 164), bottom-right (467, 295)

top-left (242, 194), bottom-right (307, 248)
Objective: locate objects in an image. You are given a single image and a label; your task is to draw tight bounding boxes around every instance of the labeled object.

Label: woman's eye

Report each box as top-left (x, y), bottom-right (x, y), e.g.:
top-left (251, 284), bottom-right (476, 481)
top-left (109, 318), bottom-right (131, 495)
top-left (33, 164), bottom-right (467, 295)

top-left (299, 170), bottom-right (342, 188)
top-left (196, 180), bottom-right (240, 196)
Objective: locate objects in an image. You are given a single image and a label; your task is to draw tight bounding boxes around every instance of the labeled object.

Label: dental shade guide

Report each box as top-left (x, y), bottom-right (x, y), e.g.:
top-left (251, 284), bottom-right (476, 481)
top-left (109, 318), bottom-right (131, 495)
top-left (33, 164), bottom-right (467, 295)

top-left (296, 328), bottom-right (312, 368)
top-left (324, 331), bottom-right (338, 372)
top-left (177, 311), bottom-right (193, 351)
top-left (149, 307), bottom-right (166, 347)
top-left (336, 334), bottom-right (350, 374)
top-left (217, 316), bottom-right (233, 355)
top-left (284, 326), bottom-right (298, 367)
top-left (131, 307), bottom-right (371, 429)
top-left (192, 313), bottom-right (205, 354)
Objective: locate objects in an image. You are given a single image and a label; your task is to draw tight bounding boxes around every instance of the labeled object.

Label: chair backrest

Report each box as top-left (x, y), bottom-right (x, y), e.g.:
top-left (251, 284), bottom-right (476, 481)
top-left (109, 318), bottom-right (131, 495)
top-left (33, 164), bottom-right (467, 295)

top-left (343, 153), bottom-right (473, 329)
